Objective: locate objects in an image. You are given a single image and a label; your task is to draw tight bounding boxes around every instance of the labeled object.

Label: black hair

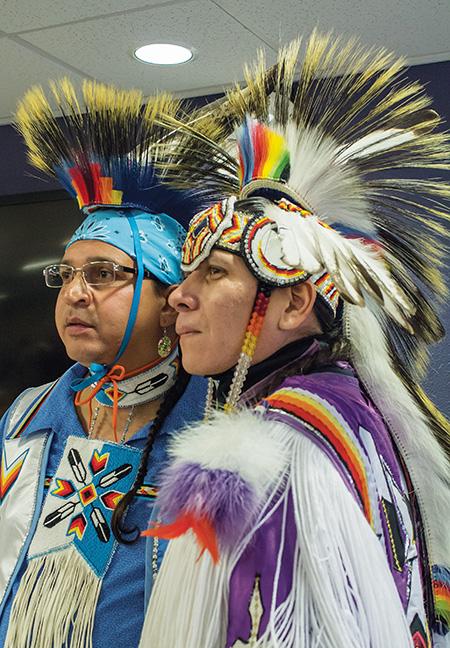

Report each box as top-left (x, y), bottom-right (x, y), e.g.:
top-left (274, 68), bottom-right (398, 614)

top-left (301, 298), bottom-right (349, 372)
top-left (112, 365), bottom-right (191, 544)
top-left (309, 297), bottom-right (348, 360)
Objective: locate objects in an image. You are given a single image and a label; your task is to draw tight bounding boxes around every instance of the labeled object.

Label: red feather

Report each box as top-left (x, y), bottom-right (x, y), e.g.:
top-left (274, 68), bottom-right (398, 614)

top-left (142, 512), bottom-right (220, 564)
top-left (252, 121), bottom-right (268, 178)
top-left (69, 167), bottom-right (89, 206)
top-left (89, 162), bottom-right (103, 204)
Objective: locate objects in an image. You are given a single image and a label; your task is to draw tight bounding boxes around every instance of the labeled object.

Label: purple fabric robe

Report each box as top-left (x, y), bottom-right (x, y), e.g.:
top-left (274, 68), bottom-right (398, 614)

top-left (225, 369), bottom-right (432, 647)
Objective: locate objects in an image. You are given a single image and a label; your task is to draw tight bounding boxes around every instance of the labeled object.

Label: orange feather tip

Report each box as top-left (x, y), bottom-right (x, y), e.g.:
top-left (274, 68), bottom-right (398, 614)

top-left (141, 512), bottom-right (220, 564)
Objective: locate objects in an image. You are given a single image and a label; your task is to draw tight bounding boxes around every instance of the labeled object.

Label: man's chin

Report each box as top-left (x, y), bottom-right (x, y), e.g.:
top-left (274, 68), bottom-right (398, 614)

top-left (178, 352), bottom-right (206, 376)
top-left (181, 351), bottom-right (237, 377)
top-left (64, 345), bottom-right (111, 368)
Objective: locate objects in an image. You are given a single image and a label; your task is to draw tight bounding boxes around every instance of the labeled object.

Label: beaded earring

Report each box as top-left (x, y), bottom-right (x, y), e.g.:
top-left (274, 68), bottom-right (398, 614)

top-left (157, 328), bottom-right (172, 358)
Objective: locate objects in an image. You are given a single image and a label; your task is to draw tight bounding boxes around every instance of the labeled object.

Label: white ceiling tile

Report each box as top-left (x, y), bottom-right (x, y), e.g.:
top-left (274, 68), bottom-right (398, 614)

top-left (214, 0), bottom-right (450, 63)
top-left (19, 1), bottom-right (273, 95)
top-left (0, 39), bottom-right (83, 121)
top-left (0, 0), bottom-right (172, 33)
top-left (0, 0), bottom-right (448, 126)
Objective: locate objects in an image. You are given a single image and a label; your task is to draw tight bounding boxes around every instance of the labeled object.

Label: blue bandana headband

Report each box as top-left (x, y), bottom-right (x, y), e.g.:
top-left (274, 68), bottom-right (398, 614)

top-left (68, 208), bottom-right (187, 285)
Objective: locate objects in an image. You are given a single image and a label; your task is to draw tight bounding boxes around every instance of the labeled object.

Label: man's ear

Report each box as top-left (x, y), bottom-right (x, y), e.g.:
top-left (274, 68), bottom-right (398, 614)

top-left (279, 281), bottom-right (317, 331)
top-left (159, 285), bottom-right (179, 328)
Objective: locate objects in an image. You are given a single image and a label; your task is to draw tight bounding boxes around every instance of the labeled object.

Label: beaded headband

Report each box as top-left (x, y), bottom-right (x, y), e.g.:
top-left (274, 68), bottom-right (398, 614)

top-left (181, 196), bottom-right (340, 318)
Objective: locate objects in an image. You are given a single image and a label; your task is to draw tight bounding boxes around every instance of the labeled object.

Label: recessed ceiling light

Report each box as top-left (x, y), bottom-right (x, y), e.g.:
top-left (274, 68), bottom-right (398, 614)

top-left (134, 43), bottom-right (193, 65)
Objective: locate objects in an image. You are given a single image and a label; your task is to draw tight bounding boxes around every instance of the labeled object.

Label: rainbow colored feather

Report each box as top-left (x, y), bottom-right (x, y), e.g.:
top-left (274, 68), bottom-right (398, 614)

top-left (237, 118), bottom-right (290, 187)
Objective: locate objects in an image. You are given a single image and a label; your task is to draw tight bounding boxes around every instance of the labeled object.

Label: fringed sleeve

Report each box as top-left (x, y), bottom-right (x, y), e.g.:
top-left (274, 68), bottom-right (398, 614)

top-left (258, 431), bottom-right (414, 647)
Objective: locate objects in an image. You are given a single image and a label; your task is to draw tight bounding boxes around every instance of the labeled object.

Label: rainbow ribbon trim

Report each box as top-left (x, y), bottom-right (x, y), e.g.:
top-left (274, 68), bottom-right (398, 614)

top-left (263, 387), bottom-right (373, 526)
top-left (432, 565), bottom-right (450, 631)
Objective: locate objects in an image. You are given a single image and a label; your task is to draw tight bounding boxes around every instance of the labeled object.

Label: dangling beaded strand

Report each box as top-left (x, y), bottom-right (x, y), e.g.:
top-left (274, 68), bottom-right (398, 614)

top-left (223, 284), bottom-right (272, 412)
top-left (204, 377), bottom-right (215, 418)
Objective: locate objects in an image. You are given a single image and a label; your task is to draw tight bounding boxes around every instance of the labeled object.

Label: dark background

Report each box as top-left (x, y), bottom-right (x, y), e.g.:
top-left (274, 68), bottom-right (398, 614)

top-left (0, 193), bottom-right (79, 412)
top-left (1, 62), bottom-right (449, 416)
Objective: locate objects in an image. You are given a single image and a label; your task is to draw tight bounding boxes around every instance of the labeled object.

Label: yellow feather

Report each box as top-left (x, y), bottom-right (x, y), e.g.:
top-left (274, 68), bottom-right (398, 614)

top-left (261, 130), bottom-right (286, 177)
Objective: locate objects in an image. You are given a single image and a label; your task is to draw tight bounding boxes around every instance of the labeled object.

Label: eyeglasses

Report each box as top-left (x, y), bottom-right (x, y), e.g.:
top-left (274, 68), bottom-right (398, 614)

top-left (43, 261), bottom-right (155, 288)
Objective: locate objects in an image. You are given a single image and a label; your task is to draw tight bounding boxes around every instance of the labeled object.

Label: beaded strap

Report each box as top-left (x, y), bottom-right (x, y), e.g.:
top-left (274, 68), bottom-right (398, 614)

top-left (223, 284), bottom-right (272, 412)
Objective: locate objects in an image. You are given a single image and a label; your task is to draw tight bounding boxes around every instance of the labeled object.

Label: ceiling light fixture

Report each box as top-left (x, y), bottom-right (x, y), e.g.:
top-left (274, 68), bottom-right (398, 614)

top-left (134, 43), bottom-right (193, 65)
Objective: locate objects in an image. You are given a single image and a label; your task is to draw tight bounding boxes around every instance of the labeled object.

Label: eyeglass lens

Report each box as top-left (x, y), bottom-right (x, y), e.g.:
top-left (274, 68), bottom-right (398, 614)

top-left (45, 262), bottom-right (117, 287)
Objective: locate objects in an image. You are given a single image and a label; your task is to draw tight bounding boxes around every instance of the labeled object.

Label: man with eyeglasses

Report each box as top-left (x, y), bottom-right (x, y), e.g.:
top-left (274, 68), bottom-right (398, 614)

top-left (0, 80), bottom-right (207, 648)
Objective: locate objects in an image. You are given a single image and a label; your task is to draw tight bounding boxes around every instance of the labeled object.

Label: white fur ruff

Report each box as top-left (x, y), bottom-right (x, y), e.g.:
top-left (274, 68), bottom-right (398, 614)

top-left (168, 409), bottom-right (289, 498)
top-left (140, 413), bottom-right (414, 647)
top-left (140, 414), bottom-right (291, 648)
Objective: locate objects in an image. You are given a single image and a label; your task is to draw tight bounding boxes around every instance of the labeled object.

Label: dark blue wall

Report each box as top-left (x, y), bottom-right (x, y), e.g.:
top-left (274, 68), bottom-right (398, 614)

top-left (401, 62), bottom-right (450, 413)
top-left (0, 124), bottom-right (61, 196)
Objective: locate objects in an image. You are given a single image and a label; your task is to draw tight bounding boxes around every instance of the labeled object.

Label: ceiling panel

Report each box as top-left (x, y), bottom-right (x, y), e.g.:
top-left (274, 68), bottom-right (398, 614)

top-left (0, 0), bottom-right (173, 33)
top-left (18, 1), bottom-right (272, 96)
top-left (214, 0), bottom-right (450, 64)
top-left (0, 38), bottom-right (83, 121)
top-left (0, 0), bottom-right (447, 126)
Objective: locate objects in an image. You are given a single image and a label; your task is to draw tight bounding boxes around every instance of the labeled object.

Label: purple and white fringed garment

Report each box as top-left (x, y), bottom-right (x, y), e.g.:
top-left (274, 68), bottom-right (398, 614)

top-left (140, 368), bottom-right (449, 648)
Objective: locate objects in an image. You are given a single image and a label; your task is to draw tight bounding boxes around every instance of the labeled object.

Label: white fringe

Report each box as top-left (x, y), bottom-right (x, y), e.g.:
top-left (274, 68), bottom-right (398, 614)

top-left (346, 302), bottom-right (450, 567)
top-left (257, 433), bottom-right (413, 648)
top-left (5, 546), bottom-right (101, 648)
top-left (139, 531), bottom-right (229, 648)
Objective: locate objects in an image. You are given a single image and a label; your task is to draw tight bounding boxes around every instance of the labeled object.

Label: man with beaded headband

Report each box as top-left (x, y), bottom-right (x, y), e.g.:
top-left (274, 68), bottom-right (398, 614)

top-left (0, 79), bottom-right (217, 648)
top-left (140, 34), bottom-right (450, 647)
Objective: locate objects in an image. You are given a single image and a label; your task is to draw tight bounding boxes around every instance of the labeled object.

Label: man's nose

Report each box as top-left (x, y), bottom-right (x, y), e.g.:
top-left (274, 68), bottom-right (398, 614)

top-left (63, 271), bottom-right (91, 302)
top-left (168, 277), bottom-right (198, 312)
